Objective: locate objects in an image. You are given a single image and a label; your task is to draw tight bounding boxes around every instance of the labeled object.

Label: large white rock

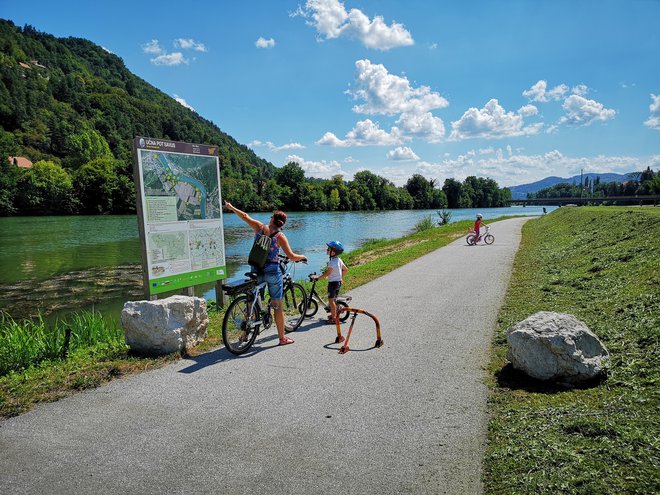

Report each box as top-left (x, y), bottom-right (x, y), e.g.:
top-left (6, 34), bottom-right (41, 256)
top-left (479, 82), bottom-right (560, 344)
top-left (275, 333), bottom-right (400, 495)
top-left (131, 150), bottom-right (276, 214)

top-left (506, 311), bottom-right (609, 382)
top-left (121, 295), bottom-right (209, 355)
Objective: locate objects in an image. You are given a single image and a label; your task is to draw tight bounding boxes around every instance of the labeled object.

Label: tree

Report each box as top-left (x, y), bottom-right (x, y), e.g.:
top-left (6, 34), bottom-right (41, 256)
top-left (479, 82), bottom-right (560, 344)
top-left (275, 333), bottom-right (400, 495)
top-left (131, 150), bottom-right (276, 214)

top-left (15, 160), bottom-right (78, 214)
top-left (442, 178), bottom-right (462, 208)
top-left (0, 129), bottom-right (19, 215)
top-left (276, 162), bottom-right (306, 209)
top-left (405, 174), bottom-right (433, 209)
top-left (65, 128), bottom-right (113, 169)
top-left (73, 157), bottom-right (119, 213)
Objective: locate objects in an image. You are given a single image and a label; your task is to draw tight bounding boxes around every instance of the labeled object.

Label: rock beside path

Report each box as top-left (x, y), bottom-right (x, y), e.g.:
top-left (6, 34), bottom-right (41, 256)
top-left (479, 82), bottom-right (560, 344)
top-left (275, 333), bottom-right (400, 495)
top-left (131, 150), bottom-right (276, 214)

top-left (121, 295), bottom-right (208, 355)
top-left (506, 311), bottom-right (609, 382)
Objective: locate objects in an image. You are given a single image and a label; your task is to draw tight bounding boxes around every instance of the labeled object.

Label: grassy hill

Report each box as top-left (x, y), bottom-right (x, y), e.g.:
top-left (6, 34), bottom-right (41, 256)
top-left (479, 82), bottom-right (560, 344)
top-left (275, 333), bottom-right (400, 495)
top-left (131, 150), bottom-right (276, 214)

top-left (485, 207), bottom-right (659, 494)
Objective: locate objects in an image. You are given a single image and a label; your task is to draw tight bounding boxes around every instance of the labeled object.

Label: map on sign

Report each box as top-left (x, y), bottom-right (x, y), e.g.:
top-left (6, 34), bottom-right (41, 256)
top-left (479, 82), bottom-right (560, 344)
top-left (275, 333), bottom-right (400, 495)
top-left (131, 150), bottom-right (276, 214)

top-left (140, 150), bottom-right (222, 221)
top-left (134, 137), bottom-right (226, 295)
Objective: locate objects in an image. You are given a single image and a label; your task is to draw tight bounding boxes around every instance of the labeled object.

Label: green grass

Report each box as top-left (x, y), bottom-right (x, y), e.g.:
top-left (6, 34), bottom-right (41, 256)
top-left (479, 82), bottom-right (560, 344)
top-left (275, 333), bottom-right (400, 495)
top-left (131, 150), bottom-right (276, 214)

top-left (485, 207), bottom-right (660, 495)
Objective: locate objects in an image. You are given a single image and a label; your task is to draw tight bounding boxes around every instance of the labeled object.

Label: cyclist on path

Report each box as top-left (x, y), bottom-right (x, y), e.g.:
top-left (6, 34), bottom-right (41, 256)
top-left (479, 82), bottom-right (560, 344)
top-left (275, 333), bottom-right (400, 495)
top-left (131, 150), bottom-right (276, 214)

top-left (474, 213), bottom-right (485, 244)
top-left (312, 241), bottom-right (348, 324)
top-left (224, 201), bottom-right (307, 346)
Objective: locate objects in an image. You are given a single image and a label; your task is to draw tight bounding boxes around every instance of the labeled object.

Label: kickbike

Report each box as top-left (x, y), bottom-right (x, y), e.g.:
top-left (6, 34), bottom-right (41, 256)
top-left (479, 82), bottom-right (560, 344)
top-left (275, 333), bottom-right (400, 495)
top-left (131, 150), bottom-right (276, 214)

top-left (302, 272), bottom-right (352, 323)
top-left (221, 256), bottom-right (307, 355)
top-left (466, 225), bottom-right (494, 245)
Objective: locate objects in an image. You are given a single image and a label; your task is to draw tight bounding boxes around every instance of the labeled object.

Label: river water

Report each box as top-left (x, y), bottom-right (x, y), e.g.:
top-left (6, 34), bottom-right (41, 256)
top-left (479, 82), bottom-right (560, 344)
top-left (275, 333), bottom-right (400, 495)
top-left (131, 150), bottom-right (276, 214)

top-left (0, 206), bottom-right (553, 321)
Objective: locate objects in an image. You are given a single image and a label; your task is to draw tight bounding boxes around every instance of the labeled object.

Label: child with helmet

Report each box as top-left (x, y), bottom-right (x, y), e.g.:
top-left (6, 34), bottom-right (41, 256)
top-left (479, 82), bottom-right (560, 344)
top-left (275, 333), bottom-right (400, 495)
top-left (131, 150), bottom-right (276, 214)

top-left (312, 241), bottom-right (348, 324)
top-left (474, 213), bottom-right (485, 243)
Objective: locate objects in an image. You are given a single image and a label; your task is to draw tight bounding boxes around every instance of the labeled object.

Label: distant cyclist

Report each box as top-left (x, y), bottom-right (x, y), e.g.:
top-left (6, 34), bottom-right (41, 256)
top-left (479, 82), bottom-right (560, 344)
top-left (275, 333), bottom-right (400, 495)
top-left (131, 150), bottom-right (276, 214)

top-left (312, 241), bottom-right (348, 324)
top-left (473, 213), bottom-right (485, 243)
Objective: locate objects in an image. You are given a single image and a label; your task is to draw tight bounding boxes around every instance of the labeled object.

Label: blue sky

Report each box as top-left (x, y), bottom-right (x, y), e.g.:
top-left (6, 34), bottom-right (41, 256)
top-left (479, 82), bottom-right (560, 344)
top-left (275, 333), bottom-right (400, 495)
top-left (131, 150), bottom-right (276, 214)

top-left (3, 0), bottom-right (660, 186)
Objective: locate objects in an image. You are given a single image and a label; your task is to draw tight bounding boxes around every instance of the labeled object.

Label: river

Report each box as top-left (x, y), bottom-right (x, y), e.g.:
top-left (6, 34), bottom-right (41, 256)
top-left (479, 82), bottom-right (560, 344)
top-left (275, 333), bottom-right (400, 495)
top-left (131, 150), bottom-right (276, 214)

top-left (0, 206), bottom-right (553, 321)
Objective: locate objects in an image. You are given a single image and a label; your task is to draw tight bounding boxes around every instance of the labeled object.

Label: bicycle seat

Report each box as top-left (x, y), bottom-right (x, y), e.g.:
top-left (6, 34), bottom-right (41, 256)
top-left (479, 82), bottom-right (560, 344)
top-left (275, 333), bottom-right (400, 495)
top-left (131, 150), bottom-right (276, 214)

top-left (244, 272), bottom-right (258, 280)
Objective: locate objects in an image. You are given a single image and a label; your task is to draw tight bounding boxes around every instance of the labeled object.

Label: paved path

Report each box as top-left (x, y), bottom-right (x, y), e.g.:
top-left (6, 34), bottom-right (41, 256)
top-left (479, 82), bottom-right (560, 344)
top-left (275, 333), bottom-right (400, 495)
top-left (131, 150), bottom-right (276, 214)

top-left (0, 217), bottom-right (529, 495)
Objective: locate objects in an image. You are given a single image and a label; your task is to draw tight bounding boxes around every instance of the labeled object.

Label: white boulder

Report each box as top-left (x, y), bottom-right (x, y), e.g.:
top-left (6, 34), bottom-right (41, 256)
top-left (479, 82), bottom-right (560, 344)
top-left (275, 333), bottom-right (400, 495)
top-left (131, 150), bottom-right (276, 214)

top-left (506, 311), bottom-right (609, 382)
top-left (121, 295), bottom-right (209, 355)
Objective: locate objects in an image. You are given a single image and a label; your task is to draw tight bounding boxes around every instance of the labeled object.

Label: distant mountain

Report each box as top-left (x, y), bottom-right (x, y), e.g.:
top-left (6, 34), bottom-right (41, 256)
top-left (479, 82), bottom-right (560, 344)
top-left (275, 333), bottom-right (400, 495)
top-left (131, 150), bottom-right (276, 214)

top-left (508, 172), bottom-right (634, 199)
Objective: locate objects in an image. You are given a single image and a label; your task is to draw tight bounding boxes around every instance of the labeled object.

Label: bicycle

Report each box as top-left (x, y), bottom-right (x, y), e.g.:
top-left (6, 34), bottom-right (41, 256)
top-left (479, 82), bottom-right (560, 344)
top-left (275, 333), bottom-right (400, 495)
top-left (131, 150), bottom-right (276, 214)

top-left (221, 255), bottom-right (308, 355)
top-left (302, 272), bottom-right (352, 323)
top-left (466, 225), bottom-right (494, 245)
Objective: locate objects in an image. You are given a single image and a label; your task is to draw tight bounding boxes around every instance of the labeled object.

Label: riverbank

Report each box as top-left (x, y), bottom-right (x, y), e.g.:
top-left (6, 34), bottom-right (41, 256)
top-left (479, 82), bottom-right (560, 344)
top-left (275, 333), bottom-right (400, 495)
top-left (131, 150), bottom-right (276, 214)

top-left (484, 207), bottom-right (659, 494)
top-left (0, 217), bottom-right (476, 417)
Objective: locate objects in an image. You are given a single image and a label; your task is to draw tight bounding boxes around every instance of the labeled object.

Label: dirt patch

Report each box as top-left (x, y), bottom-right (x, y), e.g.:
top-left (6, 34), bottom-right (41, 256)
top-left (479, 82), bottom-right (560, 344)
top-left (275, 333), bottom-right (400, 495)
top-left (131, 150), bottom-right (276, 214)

top-left (352, 239), bottom-right (427, 266)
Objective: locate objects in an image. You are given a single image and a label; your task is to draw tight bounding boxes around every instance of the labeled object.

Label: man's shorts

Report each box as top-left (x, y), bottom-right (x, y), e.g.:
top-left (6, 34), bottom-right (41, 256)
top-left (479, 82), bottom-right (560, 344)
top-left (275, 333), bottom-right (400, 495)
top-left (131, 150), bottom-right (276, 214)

top-left (327, 281), bottom-right (342, 299)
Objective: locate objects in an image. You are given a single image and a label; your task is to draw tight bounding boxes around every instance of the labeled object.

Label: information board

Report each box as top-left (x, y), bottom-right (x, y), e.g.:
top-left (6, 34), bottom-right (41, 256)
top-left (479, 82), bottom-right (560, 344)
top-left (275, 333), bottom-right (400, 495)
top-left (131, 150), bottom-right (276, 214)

top-left (133, 137), bottom-right (226, 295)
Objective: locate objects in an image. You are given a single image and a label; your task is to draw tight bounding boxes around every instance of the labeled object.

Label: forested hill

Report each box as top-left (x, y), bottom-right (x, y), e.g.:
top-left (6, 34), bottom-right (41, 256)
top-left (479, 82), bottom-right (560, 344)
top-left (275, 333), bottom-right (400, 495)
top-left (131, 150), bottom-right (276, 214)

top-left (0, 19), bottom-right (275, 213)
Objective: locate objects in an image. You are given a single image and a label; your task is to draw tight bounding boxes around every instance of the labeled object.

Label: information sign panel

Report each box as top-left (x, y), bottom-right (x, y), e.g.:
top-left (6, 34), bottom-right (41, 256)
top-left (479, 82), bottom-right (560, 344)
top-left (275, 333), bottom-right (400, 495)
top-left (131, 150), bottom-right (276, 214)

top-left (133, 137), bottom-right (226, 295)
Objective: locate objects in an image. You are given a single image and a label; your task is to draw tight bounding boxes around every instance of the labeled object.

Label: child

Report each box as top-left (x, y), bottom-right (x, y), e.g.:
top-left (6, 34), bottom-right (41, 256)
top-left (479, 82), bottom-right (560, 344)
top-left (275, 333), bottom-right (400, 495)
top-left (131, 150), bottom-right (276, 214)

top-left (312, 241), bottom-right (348, 324)
top-left (473, 213), bottom-right (484, 243)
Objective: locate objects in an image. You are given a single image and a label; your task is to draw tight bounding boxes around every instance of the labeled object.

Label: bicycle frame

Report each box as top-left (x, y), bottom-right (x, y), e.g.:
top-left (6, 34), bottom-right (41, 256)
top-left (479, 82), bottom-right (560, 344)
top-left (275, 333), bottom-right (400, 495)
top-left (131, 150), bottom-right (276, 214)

top-left (467, 225), bottom-right (492, 245)
top-left (307, 273), bottom-right (352, 310)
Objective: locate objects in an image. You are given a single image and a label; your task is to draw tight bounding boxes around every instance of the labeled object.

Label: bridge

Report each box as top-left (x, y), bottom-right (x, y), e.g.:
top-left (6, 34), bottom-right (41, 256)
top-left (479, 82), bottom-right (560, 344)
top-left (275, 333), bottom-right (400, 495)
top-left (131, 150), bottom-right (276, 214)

top-left (508, 195), bottom-right (659, 206)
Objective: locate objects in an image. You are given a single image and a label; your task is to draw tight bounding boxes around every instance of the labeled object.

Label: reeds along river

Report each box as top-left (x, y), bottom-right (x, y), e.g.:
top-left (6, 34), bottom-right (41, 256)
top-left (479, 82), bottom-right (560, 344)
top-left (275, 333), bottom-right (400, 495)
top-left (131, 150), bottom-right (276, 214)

top-left (0, 206), bottom-right (553, 321)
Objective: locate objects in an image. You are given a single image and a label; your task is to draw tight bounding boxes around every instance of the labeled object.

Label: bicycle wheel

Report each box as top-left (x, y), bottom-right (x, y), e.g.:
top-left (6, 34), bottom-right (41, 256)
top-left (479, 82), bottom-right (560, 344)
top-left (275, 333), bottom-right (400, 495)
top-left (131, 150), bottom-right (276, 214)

top-left (336, 300), bottom-right (351, 322)
top-left (222, 295), bottom-right (259, 355)
top-left (466, 234), bottom-right (477, 245)
top-left (303, 297), bottom-right (318, 317)
top-left (282, 282), bottom-right (307, 332)
top-left (484, 234), bottom-right (494, 245)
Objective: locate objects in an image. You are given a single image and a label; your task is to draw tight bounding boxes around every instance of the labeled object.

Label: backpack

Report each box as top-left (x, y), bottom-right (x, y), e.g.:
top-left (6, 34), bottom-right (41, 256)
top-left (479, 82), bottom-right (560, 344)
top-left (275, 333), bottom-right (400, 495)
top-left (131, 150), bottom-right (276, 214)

top-left (248, 229), bottom-right (279, 270)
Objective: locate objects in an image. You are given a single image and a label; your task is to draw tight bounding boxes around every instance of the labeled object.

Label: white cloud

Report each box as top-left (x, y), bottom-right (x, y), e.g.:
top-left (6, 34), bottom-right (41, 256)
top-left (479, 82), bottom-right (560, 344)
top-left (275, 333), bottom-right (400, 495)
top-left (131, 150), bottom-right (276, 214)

top-left (387, 146), bottom-right (419, 161)
top-left (348, 59), bottom-right (448, 115)
top-left (395, 111), bottom-right (445, 142)
top-left (523, 80), bottom-right (568, 102)
top-left (151, 52), bottom-right (187, 66)
top-left (644, 93), bottom-right (660, 130)
top-left (413, 149), bottom-right (659, 187)
top-left (571, 84), bottom-right (588, 96)
top-left (255, 37), bottom-right (276, 49)
top-left (449, 99), bottom-right (542, 141)
top-left (317, 119), bottom-right (405, 147)
top-left (173, 94), bottom-right (195, 111)
top-left (174, 38), bottom-right (207, 52)
top-left (142, 40), bottom-right (162, 54)
top-left (558, 95), bottom-right (616, 126)
top-left (343, 156), bottom-right (359, 163)
top-left (143, 38), bottom-right (206, 65)
top-left (295, 0), bottom-right (414, 50)
top-left (249, 140), bottom-right (305, 151)
top-left (286, 154), bottom-right (346, 179)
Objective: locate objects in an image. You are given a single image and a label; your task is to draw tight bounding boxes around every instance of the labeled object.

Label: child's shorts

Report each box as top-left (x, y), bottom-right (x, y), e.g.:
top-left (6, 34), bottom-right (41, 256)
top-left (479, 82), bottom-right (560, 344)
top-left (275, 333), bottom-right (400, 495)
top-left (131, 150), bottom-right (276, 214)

top-left (328, 281), bottom-right (342, 299)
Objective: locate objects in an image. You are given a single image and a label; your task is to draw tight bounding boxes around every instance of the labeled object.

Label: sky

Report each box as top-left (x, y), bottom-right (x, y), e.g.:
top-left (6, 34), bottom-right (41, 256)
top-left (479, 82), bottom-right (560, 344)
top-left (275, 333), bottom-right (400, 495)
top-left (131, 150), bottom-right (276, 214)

top-left (2, 0), bottom-right (660, 187)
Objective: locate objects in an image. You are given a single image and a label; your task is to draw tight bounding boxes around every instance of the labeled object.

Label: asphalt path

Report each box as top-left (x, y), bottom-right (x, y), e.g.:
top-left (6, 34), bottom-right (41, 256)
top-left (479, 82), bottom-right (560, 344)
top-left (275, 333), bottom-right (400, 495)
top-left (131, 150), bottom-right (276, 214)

top-left (0, 217), bottom-right (529, 495)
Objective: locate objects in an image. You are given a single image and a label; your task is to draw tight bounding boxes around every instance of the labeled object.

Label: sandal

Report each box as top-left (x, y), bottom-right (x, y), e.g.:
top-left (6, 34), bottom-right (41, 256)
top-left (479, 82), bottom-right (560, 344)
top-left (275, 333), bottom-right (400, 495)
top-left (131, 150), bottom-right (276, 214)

top-left (279, 336), bottom-right (295, 346)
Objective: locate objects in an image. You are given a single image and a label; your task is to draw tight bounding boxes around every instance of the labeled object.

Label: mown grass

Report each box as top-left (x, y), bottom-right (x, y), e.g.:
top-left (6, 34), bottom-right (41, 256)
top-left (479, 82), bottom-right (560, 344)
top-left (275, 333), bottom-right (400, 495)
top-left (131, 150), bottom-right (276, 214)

top-left (0, 217), bottom-right (479, 418)
top-left (485, 207), bottom-right (659, 495)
